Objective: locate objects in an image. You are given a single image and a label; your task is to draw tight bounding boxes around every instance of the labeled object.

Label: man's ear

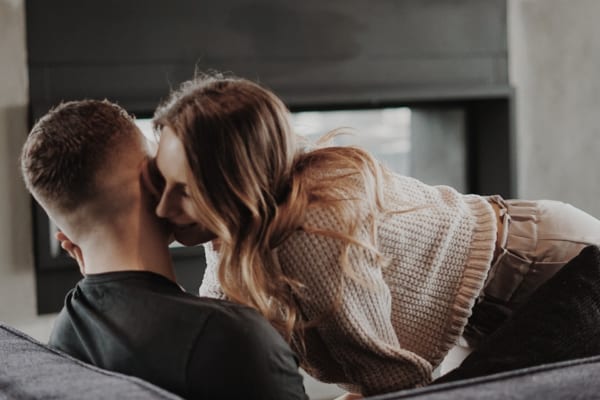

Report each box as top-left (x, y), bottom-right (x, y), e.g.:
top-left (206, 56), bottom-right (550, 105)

top-left (55, 231), bottom-right (85, 274)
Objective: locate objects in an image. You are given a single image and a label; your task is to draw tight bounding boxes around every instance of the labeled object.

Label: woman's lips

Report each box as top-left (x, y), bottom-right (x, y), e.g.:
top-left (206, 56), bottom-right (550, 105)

top-left (172, 222), bottom-right (197, 230)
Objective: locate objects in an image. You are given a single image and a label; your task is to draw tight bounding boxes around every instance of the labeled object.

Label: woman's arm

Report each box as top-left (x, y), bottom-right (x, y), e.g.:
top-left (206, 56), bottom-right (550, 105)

top-left (279, 226), bottom-right (433, 396)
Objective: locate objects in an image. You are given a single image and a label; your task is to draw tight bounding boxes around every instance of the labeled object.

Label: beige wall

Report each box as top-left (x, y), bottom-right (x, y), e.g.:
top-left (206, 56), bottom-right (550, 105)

top-left (0, 0), bottom-right (55, 341)
top-left (509, 0), bottom-right (600, 216)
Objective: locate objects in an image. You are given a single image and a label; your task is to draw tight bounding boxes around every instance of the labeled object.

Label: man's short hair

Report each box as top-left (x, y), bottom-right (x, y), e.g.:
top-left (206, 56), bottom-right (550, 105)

top-left (20, 100), bottom-right (139, 212)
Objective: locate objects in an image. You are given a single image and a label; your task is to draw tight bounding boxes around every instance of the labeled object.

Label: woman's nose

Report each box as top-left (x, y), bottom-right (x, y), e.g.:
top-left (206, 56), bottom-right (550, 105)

top-left (155, 192), bottom-right (173, 219)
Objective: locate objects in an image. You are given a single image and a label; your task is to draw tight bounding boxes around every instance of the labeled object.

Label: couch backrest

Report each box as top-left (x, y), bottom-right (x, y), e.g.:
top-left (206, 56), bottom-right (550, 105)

top-left (366, 354), bottom-right (600, 400)
top-left (0, 323), bottom-right (182, 400)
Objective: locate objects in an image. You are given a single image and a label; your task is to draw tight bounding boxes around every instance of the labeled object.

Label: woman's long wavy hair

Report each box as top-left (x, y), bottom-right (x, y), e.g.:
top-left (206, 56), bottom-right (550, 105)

top-left (153, 73), bottom-right (394, 345)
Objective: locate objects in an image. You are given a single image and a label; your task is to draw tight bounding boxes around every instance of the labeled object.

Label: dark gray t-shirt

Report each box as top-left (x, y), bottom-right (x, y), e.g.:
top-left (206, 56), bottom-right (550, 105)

top-left (49, 271), bottom-right (307, 400)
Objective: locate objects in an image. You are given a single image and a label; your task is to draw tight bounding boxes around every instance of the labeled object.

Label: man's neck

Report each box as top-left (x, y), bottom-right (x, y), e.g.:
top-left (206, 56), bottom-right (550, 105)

top-left (80, 231), bottom-right (176, 282)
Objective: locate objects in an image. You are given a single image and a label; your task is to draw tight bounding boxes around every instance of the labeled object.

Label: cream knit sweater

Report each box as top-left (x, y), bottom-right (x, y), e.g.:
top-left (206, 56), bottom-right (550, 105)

top-left (200, 174), bottom-right (497, 395)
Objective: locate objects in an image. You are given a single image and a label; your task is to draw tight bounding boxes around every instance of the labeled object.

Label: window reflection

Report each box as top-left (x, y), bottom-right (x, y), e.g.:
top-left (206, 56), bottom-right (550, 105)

top-left (291, 108), bottom-right (412, 175)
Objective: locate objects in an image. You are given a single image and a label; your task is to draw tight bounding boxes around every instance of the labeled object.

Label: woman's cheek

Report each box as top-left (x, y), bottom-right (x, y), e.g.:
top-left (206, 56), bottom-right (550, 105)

top-left (183, 199), bottom-right (201, 221)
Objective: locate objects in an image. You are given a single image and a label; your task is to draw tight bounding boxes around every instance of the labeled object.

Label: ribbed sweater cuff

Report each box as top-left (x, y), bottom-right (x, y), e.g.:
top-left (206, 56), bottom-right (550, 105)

top-left (436, 195), bottom-right (497, 363)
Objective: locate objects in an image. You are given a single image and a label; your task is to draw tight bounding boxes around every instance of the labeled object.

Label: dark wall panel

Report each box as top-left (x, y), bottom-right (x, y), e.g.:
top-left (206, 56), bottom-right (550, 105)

top-left (26, 0), bottom-right (508, 117)
top-left (27, 1), bottom-right (507, 63)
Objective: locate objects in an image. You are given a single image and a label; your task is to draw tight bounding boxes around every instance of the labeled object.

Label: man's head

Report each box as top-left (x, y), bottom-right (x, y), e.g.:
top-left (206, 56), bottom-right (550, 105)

top-left (21, 100), bottom-right (171, 272)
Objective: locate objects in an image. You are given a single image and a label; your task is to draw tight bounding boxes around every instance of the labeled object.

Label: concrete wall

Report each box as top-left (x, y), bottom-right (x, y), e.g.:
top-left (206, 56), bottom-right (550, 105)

top-left (509, 0), bottom-right (600, 216)
top-left (0, 0), bottom-right (55, 341)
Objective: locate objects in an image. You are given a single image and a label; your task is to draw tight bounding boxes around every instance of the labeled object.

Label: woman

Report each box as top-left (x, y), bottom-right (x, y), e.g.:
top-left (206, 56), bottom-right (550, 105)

top-left (147, 74), bottom-right (600, 396)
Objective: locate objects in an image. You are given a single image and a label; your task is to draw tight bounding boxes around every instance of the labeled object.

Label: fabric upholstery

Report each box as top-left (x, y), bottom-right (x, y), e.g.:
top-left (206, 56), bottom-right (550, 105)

top-left (0, 323), bottom-right (182, 400)
top-left (366, 355), bottom-right (600, 400)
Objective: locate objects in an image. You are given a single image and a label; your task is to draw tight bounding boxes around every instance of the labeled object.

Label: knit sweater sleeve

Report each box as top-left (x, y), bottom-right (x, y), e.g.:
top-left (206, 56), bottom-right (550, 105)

top-left (199, 242), bottom-right (226, 299)
top-left (278, 209), bottom-right (433, 395)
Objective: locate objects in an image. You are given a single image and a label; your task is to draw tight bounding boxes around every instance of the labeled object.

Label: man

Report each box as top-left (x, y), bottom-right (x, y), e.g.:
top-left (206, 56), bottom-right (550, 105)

top-left (20, 100), bottom-right (307, 400)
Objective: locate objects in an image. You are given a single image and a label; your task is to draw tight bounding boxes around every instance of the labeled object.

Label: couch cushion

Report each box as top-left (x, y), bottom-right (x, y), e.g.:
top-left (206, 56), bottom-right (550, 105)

top-left (0, 323), bottom-right (182, 400)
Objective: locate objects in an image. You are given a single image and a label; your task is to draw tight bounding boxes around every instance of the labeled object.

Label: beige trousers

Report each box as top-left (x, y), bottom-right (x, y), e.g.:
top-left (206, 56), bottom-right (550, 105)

top-left (465, 196), bottom-right (600, 342)
top-left (439, 197), bottom-right (600, 375)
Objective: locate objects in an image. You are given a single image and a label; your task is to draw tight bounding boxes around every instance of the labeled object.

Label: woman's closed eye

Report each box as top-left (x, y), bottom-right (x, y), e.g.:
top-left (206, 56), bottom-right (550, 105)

top-left (180, 186), bottom-right (191, 198)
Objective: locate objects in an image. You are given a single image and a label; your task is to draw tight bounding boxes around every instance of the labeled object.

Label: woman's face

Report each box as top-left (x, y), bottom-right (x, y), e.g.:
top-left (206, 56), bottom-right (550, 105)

top-left (144, 126), bottom-right (216, 246)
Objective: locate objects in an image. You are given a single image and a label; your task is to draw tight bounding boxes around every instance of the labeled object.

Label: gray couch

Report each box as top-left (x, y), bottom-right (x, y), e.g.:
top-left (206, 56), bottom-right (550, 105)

top-left (2, 322), bottom-right (600, 400)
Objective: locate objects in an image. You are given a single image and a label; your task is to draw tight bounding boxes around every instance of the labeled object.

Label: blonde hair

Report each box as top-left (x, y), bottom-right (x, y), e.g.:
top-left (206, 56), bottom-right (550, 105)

top-left (154, 74), bottom-right (394, 344)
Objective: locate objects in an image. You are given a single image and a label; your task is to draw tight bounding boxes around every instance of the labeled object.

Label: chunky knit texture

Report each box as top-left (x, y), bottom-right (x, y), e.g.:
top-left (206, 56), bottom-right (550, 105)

top-left (200, 174), bottom-right (497, 395)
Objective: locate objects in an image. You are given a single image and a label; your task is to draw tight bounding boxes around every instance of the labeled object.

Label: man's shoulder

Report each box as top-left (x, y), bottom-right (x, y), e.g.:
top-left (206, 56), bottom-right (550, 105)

top-left (50, 282), bottom-right (306, 399)
top-left (187, 301), bottom-right (307, 400)
top-left (55, 276), bottom-right (275, 344)
top-left (196, 299), bottom-right (284, 346)
top-left (48, 291), bottom-right (90, 362)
